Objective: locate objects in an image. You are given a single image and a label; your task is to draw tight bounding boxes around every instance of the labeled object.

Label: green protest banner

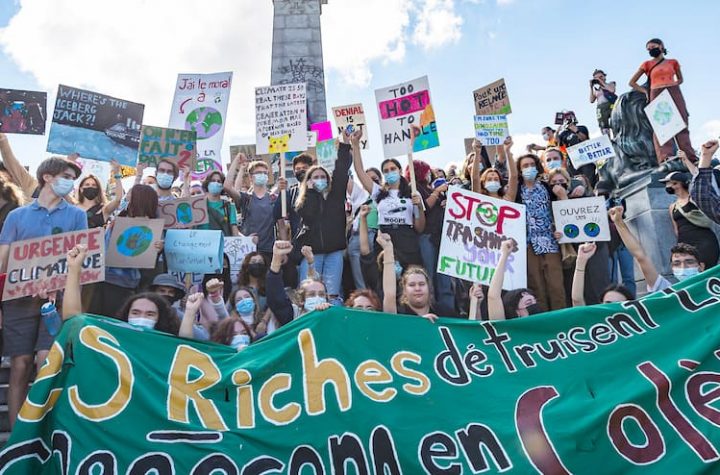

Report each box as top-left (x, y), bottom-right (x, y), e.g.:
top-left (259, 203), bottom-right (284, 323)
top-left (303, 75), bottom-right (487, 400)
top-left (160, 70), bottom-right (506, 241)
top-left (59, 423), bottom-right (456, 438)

top-left (3, 268), bottom-right (720, 473)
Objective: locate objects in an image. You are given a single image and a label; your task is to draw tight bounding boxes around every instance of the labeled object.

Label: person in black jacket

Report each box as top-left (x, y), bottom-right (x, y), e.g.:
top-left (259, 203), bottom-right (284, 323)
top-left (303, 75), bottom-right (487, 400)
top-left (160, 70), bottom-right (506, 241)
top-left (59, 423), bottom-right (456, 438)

top-left (294, 139), bottom-right (352, 305)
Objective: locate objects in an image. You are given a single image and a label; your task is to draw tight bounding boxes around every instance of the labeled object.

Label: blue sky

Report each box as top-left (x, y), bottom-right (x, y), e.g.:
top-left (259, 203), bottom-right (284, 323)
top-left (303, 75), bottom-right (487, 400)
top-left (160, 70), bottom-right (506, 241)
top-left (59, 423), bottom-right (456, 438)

top-left (2, 0), bottom-right (719, 177)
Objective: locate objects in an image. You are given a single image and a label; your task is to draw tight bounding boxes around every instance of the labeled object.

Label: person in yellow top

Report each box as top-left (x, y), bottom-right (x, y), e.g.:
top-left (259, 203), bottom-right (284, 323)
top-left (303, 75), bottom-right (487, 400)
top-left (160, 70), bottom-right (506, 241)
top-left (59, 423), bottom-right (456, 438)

top-left (629, 37), bottom-right (696, 164)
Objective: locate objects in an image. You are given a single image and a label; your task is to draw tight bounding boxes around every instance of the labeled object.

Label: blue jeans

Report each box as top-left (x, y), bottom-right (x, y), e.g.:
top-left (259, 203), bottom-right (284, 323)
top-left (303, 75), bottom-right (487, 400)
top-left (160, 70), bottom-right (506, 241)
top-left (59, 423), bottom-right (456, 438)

top-left (418, 234), bottom-right (455, 313)
top-left (299, 250), bottom-right (345, 304)
top-left (609, 244), bottom-right (636, 298)
top-left (348, 229), bottom-right (376, 289)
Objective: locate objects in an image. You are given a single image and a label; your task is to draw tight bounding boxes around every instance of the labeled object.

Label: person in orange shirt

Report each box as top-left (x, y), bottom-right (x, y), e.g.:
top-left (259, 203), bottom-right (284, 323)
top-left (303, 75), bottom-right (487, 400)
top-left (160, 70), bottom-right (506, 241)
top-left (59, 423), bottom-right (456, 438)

top-left (629, 38), bottom-right (696, 164)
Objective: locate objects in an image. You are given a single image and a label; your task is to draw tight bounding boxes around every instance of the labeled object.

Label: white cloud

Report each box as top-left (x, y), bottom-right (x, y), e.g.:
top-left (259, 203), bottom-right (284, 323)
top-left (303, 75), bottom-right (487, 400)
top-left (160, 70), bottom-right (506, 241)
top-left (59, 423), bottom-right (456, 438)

top-left (509, 132), bottom-right (543, 157)
top-left (496, 0), bottom-right (514, 5)
top-left (412, 0), bottom-right (463, 51)
top-left (699, 120), bottom-right (720, 141)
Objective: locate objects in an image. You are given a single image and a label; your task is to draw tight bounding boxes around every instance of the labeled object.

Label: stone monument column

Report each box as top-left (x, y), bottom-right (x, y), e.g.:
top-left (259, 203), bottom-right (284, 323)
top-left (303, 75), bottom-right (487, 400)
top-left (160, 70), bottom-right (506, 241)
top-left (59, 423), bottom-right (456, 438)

top-left (271, 0), bottom-right (328, 125)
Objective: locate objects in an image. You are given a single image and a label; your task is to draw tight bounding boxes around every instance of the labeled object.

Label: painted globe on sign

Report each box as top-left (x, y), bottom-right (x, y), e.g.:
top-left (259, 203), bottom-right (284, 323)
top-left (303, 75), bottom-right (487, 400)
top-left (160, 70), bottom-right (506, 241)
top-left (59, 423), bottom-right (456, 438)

top-left (563, 224), bottom-right (580, 239)
top-left (116, 226), bottom-right (153, 257)
top-left (653, 101), bottom-right (673, 126)
top-left (185, 107), bottom-right (223, 139)
top-left (584, 222), bottom-right (601, 238)
top-left (176, 202), bottom-right (194, 225)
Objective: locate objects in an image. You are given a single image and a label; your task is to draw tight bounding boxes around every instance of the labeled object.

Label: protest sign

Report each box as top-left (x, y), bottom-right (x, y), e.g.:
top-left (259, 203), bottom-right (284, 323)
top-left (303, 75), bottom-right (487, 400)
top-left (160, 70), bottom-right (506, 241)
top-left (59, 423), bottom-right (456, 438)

top-left (315, 139), bottom-right (336, 173)
top-left (7, 267), bottom-right (720, 474)
top-left (105, 217), bottom-right (165, 269)
top-left (137, 126), bottom-right (196, 170)
top-left (169, 271), bottom-right (204, 288)
top-left (158, 195), bottom-right (210, 229)
top-left (255, 83), bottom-right (308, 154)
top-left (0, 88), bottom-right (47, 135)
top-left (169, 72), bottom-right (232, 180)
top-left (332, 103), bottom-right (368, 149)
top-left (437, 187), bottom-right (526, 289)
top-left (375, 76), bottom-right (439, 157)
top-left (463, 137), bottom-right (474, 156)
top-left (473, 78), bottom-right (512, 115)
top-left (644, 89), bottom-right (687, 145)
top-left (224, 235), bottom-right (257, 276)
top-left (164, 229), bottom-right (224, 274)
top-left (567, 134), bottom-right (616, 169)
top-left (307, 130), bottom-right (318, 148)
top-left (2, 229), bottom-right (104, 301)
top-left (474, 114), bottom-right (509, 146)
top-left (552, 196), bottom-right (611, 244)
top-left (310, 121), bottom-right (333, 142)
top-left (47, 85), bottom-right (144, 166)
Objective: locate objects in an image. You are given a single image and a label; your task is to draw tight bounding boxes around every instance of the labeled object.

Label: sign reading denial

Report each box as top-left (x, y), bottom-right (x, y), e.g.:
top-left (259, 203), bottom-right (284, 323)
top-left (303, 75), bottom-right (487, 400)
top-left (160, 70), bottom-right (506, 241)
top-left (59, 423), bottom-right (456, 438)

top-left (255, 83), bottom-right (308, 154)
top-left (375, 76), bottom-right (439, 157)
top-left (138, 126), bottom-right (196, 169)
top-left (567, 135), bottom-right (616, 169)
top-left (332, 103), bottom-right (368, 149)
top-left (552, 197), bottom-right (611, 244)
top-left (158, 195), bottom-right (209, 229)
top-left (473, 78), bottom-right (511, 115)
top-left (2, 229), bottom-right (105, 301)
top-left (438, 187), bottom-right (526, 289)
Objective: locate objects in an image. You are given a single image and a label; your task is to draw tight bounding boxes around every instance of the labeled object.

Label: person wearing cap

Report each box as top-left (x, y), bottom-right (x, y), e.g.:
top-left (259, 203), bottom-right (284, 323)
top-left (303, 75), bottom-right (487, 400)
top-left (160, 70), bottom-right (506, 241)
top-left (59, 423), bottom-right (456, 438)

top-left (147, 273), bottom-right (209, 341)
top-left (0, 155), bottom-right (86, 430)
top-left (663, 171), bottom-right (719, 268)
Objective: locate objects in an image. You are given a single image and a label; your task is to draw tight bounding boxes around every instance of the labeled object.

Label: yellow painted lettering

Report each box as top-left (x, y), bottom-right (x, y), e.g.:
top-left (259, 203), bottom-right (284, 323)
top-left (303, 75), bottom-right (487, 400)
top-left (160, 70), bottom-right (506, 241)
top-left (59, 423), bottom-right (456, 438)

top-left (258, 373), bottom-right (301, 426)
top-left (299, 329), bottom-right (352, 415)
top-left (354, 360), bottom-right (397, 402)
top-left (391, 351), bottom-right (430, 395)
top-left (232, 369), bottom-right (255, 429)
top-left (18, 342), bottom-right (64, 422)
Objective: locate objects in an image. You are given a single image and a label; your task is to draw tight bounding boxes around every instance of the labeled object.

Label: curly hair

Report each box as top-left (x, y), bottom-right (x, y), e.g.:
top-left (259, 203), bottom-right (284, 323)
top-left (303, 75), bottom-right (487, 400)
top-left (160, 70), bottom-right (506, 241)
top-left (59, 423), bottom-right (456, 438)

top-left (0, 173), bottom-right (25, 208)
top-left (399, 266), bottom-right (433, 307)
top-left (516, 154), bottom-right (545, 184)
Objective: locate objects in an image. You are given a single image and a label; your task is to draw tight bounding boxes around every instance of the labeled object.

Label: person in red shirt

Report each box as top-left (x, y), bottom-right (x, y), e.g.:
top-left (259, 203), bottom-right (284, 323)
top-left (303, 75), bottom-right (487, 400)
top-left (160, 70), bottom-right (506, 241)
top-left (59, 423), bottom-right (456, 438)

top-left (629, 38), bottom-right (696, 164)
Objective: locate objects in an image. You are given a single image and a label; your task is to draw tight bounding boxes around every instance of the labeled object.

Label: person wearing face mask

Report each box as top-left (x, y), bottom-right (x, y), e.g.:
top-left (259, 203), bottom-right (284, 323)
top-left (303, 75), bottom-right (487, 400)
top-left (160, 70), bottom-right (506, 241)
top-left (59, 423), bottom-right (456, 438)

top-left (477, 138), bottom-right (517, 201)
top-left (662, 171), bottom-right (719, 268)
top-left (0, 156), bottom-right (85, 430)
top-left (237, 252), bottom-right (270, 312)
top-left (274, 153), bottom-right (314, 242)
top-left (608, 207), bottom-right (707, 293)
top-left (153, 159), bottom-right (179, 201)
top-left (225, 154), bottom-right (277, 262)
top-left (629, 38), bottom-right (696, 164)
top-left (207, 316), bottom-right (254, 351)
top-left (527, 127), bottom-right (558, 154)
top-left (196, 171), bottom-right (239, 236)
top-left (515, 154), bottom-right (566, 311)
top-left (488, 239), bottom-right (543, 320)
top-left (76, 161), bottom-right (124, 228)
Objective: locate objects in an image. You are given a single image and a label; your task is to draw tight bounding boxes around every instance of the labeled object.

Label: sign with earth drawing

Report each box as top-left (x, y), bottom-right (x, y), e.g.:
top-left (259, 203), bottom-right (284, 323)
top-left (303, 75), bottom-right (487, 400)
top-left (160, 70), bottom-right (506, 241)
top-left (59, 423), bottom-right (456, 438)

top-left (106, 217), bottom-right (165, 269)
top-left (169, 72), bottom-right (232, 180)
top-left (644, 89), bottom-right (687, 146)
top-left (158, 195), bottom-right (209, 229)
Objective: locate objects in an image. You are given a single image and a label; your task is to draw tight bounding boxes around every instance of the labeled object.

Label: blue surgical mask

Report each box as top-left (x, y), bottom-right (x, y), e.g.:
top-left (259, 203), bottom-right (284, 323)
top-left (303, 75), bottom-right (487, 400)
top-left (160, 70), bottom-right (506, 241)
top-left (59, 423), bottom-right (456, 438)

top-left (522, 168), bottom-right (539, 181)
top-left (156, 172), bottom-right (174, 190)
top-left (253, 173), bottom-right (269, 186)
top-left (546, 160), bottom-right (562, 170)
top-left (485, 181), bottom-right (501, 193)
top-left (235, 297), bottom-right (255, 316)
top-left (128, 317), bottom-right (156, 329)
top-left (231, 334), bottom-right (250, 351)
top-left (673, 267), bottom-right (700, 281)
top-left (384, 171), bottom-right (400, 185)
top-left (208, 182), bottom-right (223, 196)
top-left (51, 177), bottom-right (74, 197)
top-left (313, 178), bottom-right (328, 192)
top-left (303, 296), bottom-right (327, 312)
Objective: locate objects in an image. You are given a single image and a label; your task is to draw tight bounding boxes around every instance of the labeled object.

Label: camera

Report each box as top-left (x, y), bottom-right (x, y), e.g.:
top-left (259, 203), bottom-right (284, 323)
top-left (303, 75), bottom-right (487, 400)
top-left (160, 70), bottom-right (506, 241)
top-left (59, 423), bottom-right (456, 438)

top-left (591, 78), bottom-right (600, 86)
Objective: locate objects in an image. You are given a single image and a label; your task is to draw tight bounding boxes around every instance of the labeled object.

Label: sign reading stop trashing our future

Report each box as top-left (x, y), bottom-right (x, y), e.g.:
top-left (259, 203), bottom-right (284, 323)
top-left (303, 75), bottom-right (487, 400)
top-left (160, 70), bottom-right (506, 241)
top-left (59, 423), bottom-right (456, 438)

top-left (4, 268), bottom-right (720, 473)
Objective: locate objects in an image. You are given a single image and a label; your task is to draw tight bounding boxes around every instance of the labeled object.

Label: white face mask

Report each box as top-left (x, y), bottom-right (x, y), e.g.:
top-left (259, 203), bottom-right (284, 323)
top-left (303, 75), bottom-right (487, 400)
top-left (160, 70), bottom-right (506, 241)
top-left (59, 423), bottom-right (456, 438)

top-left (673, 267), bottom-right (700, 281)
top-left (128, 317), bottom-right (156, 329)
top-left (231, 334), bottom-right (250, 351)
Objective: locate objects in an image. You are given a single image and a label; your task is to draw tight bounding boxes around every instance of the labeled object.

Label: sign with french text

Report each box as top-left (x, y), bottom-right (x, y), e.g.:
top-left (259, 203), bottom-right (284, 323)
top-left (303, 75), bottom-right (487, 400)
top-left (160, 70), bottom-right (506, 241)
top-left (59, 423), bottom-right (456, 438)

top-left (255, 83), bottom-right (308, 155)
top-left (164, 229), bottom-right (223, 274)
top-left (138, 126), bottom-right (196, 170)
top-left (552, 197), bottom-right (611, 244)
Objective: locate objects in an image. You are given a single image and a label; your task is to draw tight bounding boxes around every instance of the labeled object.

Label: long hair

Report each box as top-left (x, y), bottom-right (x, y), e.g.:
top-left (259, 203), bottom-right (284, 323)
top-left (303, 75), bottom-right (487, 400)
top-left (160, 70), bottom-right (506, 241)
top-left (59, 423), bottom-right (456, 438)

top-left (501, 288), bottom-right (534, 319)
top-left (295, 164), bottom-right (331, 209)
top-left (377, 158), bottom-right (412, 203)
top-left (516, 154), bottom-right (545, 185)
top-left (229, 286), bottom-right (261, 325)
top-left (237, 252), bottom-right (267, 295)
top-left (121, 184), bottom-right (158, 219)
top-left (479, 168), bottom-right (505, 196)
top-left (77, 174), bottom-right (107, 206)
top-left (211, 316), bottom-right (255, 345)
top-left (399, 266), bottom-right (433, 308)
top-left (118, 292), bottom-right (180, 335)
top-left (0, 173), bottom-right (25, 207)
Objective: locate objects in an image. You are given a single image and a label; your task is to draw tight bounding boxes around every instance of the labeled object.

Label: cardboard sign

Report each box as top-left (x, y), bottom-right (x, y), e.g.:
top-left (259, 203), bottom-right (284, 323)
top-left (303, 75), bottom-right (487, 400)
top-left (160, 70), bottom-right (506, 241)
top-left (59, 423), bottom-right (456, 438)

top-left (332, 103), bottom-right (368, 149)
top-left (169, 72), bottom-right (232, 180)
top-left (255, 83), bottom-right (308, 154)
top-left (224, 236), bottom-right (257, 276)
top-left (165, 229), bottom-right (224, 274)
top-left (315, 139), bottom-right (337, 174)
top-left (473, 78), bottom-right (512, 115)
top-left (567, 135), bottom-right (616, 169)
top-left (158, 195), bottom-right (210, 229)
top-left (310, 121), bottom-right (333, 142)
top-left (463, 137), bottom-right (474, 157)
top-left (375, 76), bottom-right (439, 158)
top-left (106, 217), bottom-right (166, 269)
top-left (552, 197), bottom-right (611, 244)
top-left (138, 126), bottom-right (196, 170)
top-left (47, 85), bottom-right (144, 166)
top-left (437, 187), bottom-right (526, 289)
top-left (0, 88), bottom-right (47, 135)
top-left (307, 131), bottom-right (318, 148)
top-left (644, 89), bottom-right (687, 146)
top-left (474, 115), bottom-right (509, 146)
top-left (2, 229), bottom-right (105, 301)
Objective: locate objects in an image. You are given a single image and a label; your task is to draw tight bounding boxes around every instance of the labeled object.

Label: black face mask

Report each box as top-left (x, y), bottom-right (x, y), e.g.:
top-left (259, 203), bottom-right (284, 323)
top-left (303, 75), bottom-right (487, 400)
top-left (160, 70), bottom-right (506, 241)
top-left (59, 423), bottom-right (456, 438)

top-left (248, 263), bottom-right (266, 278)
top-left (160, 294), bottom-right (178, 306)
top-left (82, 187), bottom-right (100, 200)
top-left (525, 304), bottom-right (543, 316)
top-left (665, 186), bottom-right (676, 195)
top-left (295, 170), bottom-right (307, 182)
top-left (648, 47), bottom-right (662, 58)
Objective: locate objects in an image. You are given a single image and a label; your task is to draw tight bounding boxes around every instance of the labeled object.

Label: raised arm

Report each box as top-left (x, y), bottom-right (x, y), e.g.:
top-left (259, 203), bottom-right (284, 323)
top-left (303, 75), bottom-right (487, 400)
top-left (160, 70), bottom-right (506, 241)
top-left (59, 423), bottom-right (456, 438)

top-left (376, 232), bottom-right (397, 314)
top-left (179, 292), bottom-right (204, 338)
top-left (609, 206), bottom-right (659, 289)
top-left (358, 205), bottom-right (371, 256)
top-left (349, 129), bottom-right (374, 193)
top-left (180, 166), bottom-right (191, 198)
top-left (571, 242), bottom-right (596, 307)
top-left (503, 137), bottom-right (518, 202)
top-left (301, 246), bottom-right (319, 280)
top-left (103, 160), bottom-right (125, 219)
top-left (266, 240), bottom-right (295, 325)
top-left (224, 152), bottom-right (245, 202)
top-left (488, 239), bottom-right (515, 320)
top-left (62, 245), bottom-right (86, 320)
top-left (471, 140), bottom-right (483, 193)
top-left (468, 284), bottom-right (484, 320)
top-left (589, 80), bottom-right (597, 104)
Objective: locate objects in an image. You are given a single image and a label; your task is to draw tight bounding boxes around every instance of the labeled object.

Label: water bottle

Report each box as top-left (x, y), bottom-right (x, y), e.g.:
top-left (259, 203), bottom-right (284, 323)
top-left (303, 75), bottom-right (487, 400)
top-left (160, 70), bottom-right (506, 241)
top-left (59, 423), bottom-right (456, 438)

top-left (40, 301), bottom-right (62, 337)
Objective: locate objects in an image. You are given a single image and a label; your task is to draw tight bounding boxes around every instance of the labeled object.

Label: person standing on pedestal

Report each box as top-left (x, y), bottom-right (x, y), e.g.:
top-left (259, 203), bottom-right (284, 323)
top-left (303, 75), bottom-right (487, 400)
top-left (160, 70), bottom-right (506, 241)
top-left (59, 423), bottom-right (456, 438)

top-left (628, 38), bottom-right (696, 164)
top-left (589, 69), bottom-right (617, 137)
